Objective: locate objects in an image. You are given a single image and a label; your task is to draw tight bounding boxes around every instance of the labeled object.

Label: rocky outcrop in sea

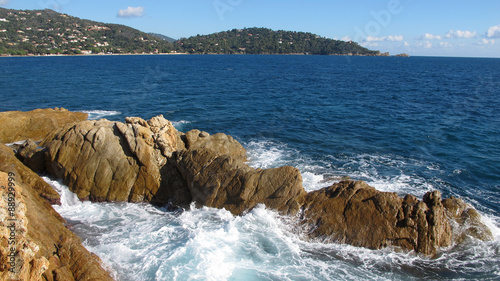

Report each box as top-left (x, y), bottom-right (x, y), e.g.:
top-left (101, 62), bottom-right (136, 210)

top-left (38, 112), bottom-right (493, 256)
top-left (0, 108), bottom-right (494, 279)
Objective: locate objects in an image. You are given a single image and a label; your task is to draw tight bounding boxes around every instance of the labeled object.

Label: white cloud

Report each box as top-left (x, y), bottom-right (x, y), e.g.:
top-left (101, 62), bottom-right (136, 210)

top-left (365, 35), bottom-right (403, 42)
top-left (341, 36), bottom-right (352, 42)
top-left (117, 6), bottom-right (145, 18)
top-left (387, 35), bottom-right (404, 41)
top-left (0, 0), bottom-right (9, 6)
top-left (477, 38), bottom-right (495, 45)
top-left (418, 41), bottom-right (433, 49)
top-left (362, 42), bottom-right (379, 47)
top-left (404, 41), bottom-right (410, 47)
top-left (420, 33), bottom-right (442, 40)
top-left (487, 25), bottom-right (500, 38)
top-left (446, 30), bottom-right (476, 39)
top-left (366, 36), bottom-right (384, 42)
top-left (439, 42), bottom-right (452, 47)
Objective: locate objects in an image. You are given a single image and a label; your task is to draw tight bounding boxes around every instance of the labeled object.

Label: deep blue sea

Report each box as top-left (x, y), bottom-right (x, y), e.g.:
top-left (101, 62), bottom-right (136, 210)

top-left (1, 55), bottom-right (499, 280)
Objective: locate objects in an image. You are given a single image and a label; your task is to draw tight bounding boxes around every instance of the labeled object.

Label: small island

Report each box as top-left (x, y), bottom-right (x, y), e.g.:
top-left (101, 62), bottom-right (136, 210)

top-left (395, 53), bottom-right (410, 57)
top-left (175, 27), bottom-right (382, 56)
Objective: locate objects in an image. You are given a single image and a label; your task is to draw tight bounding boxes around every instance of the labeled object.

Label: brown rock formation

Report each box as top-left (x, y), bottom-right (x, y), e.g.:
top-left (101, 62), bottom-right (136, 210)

top-left (0, 171), bottom-right (50, 281)
top-left (176, 148), bottom-right (306, 215)
top-left (42, 116), bottom-right (191, 205)
top-left (0, 161), bottom-right (113, 280)
top-left (42, 114), bottom-right (304, 215)
top-left (0, 144), bottom-right (60, 205)
top-left (183, 129), bottom-right (247, 162)
top-left (442, 196), bottom-right (493, 242)
top-left (0, 108), bottom-right (88, 143)
top-left (299, 180), bottom-right (492, 256)
top-left (15, 139), bottom-right (46, 173)
top-left (36, 112), bottom-right (493, 256)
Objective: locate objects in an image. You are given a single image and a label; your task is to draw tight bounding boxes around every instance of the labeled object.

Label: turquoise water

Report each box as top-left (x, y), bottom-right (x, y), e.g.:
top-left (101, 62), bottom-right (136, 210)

top-left (1, 55), bottom-right (499, 280)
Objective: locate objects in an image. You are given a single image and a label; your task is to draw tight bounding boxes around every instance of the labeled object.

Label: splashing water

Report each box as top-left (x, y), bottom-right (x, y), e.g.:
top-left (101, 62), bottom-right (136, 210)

top-left (44, 167), bottom-right (500, 281)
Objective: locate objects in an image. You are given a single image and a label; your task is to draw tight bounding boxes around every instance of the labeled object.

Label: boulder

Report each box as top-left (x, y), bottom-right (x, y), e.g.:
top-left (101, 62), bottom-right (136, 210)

top-left (0, 171), bottom-right (50, 281)
top-left (41, 114), bottom-right (304, 215)
top-left (0, 108), bottom-right (88, 143)
top-left (299, 180), bottom-right (492, 256)
top-left (0, 144), bottom-right (60, 205)
top-left (0, 170), bottom-right (113, 280)
top-left (15, 139), bottom-right (46, 173)
top-left (183, 129), bottom-right (247, 162)
top-left (442, 196), bottom-right (493, 242)
top-left (42, 116), bottom-right (191, 206)
top-left (34, 112), bottom-right (493, 257)
top-left (176, 148), bottom-right (306, 215)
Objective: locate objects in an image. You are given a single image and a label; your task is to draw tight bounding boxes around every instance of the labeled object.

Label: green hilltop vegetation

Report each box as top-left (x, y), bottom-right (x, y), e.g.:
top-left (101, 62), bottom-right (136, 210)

top-left (149, 32), bottom-right (176, 43)
top-left (0, 7), bottom-right (384, 56)
top-left (175, 27), bottom-right (382, 56)
top-left (0, 7), bottom-right (173, 55)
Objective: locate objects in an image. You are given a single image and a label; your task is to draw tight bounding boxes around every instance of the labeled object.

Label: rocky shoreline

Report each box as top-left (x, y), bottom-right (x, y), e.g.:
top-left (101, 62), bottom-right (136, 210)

top-left (0, 108), bottom-right (112, 280)
top-left (0, 108), bottom-right (494, 279)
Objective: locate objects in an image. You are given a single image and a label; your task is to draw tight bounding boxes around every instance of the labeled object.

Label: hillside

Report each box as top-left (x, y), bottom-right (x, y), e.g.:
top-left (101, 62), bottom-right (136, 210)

top-left (149, 32), bottom-right (176, 43)
top-left (0, 8), bottom-right (382, 56)
top-left (0, 8), bottom-right (173, 55)
top-left (174, 27), bottom-right (382, 56)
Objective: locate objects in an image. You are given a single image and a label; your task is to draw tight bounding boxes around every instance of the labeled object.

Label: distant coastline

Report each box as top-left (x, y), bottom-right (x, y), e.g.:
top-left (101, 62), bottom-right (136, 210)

top-left (0, 8), bottom-right (383, 57)
top-left (0, 52), bottom-right (411, 58)
top-left (0, 52), bottom-right (188, 58)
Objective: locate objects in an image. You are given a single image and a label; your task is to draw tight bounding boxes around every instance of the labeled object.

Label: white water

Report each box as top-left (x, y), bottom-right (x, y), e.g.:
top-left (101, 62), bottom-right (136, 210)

top-left (44, 139), bottom-right (500, 280)
top-left (245, 139), bottom-right (437, 196)
top-left (80, 110), bottom-right (121, 120)
top-left (171, 120), bottom-right (192, 132)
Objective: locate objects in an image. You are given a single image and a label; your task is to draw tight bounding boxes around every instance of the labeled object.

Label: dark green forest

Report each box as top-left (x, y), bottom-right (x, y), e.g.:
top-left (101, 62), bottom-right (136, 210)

top-left (0, 8), bottom-right (172, 55)
top-left (174, 27), bottom-right (381, 56)
top-left (0, 8), bottom-right (382, 56)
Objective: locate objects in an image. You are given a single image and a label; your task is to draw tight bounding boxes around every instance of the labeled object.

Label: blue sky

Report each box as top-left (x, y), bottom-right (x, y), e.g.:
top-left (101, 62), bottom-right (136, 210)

top-left (1, 0), bottom-right (499, 57)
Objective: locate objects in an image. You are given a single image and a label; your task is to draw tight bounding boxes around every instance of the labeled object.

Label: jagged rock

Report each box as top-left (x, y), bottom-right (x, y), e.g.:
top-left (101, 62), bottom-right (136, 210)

top-left (300, 180), bottom-right (454, 256)
top-left (124, 115), bottom-right (185, 158)
top-left (42, 116), bottom-right (190, 206)
top-left (442, 196), bottom-right (493, 242)
top-left (0, 171), bottom-right (113, 280)
top-left (183, 129), bottom-right (247, 162)
top-left (15, 139), bottom-right (46, 173)
top-left (33, 111), bottom-right (493, 256)
top-left (176, 148), bottom-right (306, 215)
top-left (0, 144), bottom-right (61, 205)
top-left (0, 172), bottom-right (50, 281)
top-left (43, 119), bottom-right (139, 202)
top-left (0, 108), bottom-right (88, 143)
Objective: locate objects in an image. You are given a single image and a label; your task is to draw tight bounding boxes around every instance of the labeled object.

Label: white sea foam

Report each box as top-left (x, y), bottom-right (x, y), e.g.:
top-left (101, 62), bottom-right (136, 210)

top-left (171, 120), bottom-right (191, 131)
top-left (43, 162), bottom-right (500, 280)
top-left (245, 140), bottom-right (437, 196)
top-left (44, 177), bottom-right (80, 207)
top-left (245, 140), bottom-right (289, 169)
top-left (80, 110), bottom-right (121, 120)
top-left (245, 139), bottom-right (336, 192)
top-left (481, 213), bottom-right (500, 239)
